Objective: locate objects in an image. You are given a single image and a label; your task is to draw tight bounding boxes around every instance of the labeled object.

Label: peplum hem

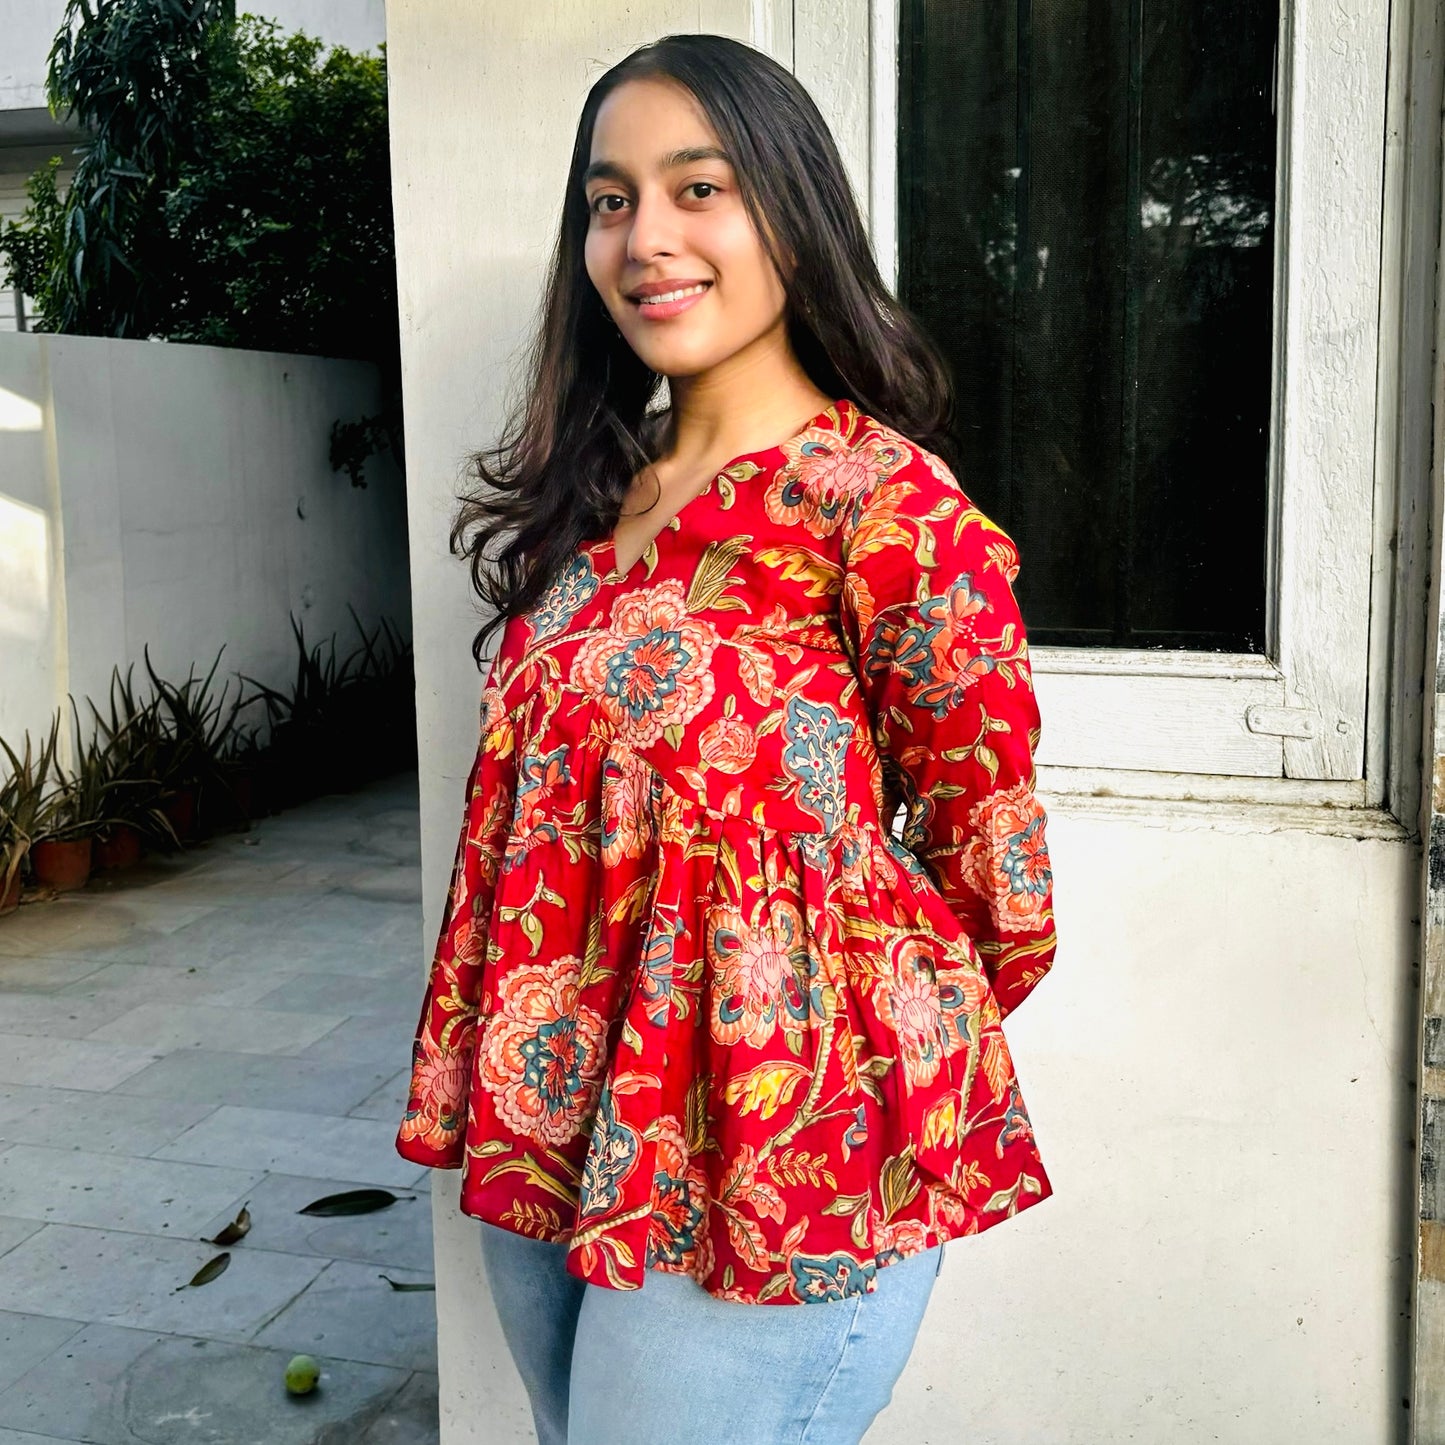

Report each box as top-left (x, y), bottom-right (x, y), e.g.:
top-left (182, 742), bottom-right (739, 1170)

top-left (398, 727), bottom-right (1052, 1304)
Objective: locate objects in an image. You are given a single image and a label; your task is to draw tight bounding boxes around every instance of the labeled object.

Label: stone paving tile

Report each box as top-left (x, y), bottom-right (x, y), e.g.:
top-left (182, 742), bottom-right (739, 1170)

top-left (0, 1322), bottom-right (171, 1443)
top-left (87, 894), bottom-right (331, 970)
top-left (110, 1048), bottom-right (396, 1118)
top-left (155, 1105), bottom-right (426, 1188)
top-left (0, 1311), bottom-right (85, 1393)
top-left (0, 1086), bottom-right (216, 1157)
top-left (250, 970), bottom-right (422, 1017)
top-left (0, 773), bottom-right (436, 1441)
top-left (349, 1067), bottom-right (411, 1122)
top-left (128, 1336), bottom-right (411, 1445)
top-left (0, 1145), bottom-right (260, 1235)
top-left (356, 1370), bottom-right (440, 1444)
top-left (252, 1259), bottom-right (439, 1372)
top-left (198, 1172), bottom-right (433, 1274)
top-left (0, 955), bottom-right (108, 994)
top-left (87, 1001), bottom-right (348, 1056)
top-left (0, 1219), bottom-right (43, 1261)
top-left (0, 1226), bottom-right (327, 1341)
top-left (303, 1012), bottom-right (417, 1072)
top-left (0, 995), bottom-right (126, 1041)
top-left (341, 865), bottom-right (426, 904)
top-left (55, 959), bottom-right (289, 1011)
top-left (105, 900), bottom-right (419, 978)
top-left (0, 1034), bottom-right (161, 1092)
top-left (0, 894), bottom-right (215, 964)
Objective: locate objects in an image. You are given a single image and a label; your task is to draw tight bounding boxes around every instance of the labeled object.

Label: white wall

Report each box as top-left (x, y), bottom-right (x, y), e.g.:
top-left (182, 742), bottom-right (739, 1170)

top-left (384, 4), bottom-right (1420, 1441)
top-left (0, 331), bottom-right (409, 758)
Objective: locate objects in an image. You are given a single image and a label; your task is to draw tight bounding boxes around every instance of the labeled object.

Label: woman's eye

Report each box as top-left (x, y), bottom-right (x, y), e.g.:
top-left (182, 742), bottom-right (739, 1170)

top-left (590, 194), bottom-right (626, 215)
top-left (687, 182), bottom-right (717, 200)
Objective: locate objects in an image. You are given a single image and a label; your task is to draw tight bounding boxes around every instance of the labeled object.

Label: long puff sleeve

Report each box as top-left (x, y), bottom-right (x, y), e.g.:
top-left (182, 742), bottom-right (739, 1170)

top-left (839, 447), bottom-right (1056, 1020)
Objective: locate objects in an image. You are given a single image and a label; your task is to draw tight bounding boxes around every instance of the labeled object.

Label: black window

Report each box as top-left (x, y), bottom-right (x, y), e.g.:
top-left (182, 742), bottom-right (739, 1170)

top-left (898, 0), bottom-right (1279, 651)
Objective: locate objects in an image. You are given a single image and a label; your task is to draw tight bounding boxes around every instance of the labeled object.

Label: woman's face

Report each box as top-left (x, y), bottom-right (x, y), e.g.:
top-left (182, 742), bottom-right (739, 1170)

top-left (583, 76), bottom-right (789, 381)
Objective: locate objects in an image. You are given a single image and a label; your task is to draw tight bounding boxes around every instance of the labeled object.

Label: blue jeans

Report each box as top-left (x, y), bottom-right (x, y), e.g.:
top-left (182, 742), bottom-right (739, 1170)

top-left (478, 1222), bottom-right (943, 1445)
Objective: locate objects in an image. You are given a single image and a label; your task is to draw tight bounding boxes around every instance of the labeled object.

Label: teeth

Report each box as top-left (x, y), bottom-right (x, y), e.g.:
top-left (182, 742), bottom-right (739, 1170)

top-left (638, 283), bottom-right (708, 304)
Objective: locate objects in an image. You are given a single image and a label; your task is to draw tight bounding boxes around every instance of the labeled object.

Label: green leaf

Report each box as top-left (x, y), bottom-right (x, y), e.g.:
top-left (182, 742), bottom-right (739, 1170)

top-left (298, 1188), bottom-right (410, 1217)
top-left (379, 1274), bottom-right (435, 1292)
top-left (179, 1252), bottom-right (231, 1289)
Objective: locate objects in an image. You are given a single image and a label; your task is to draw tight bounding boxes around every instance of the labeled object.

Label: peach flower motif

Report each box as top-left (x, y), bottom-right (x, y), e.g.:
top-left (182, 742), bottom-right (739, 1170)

top-left (766, 431), bottom-right (902, 538)
top-left (699, 714), bottom-right (758, 774)
top-left (874, 1214), bottom-right (932, 1255)
top-left (648, 1114), bottom-right (714, 1277)
top-left (571, 580), bottom-right (719, 746)
top-left (600, 749), bottom-right (656, 867)
top-left (481, 685), bottom-right (508, 737)
top-left (478, 957), bottom-right (608, 1148)
top-left (877, 961), bottom-right (947, 1088)
top-left (398, 1031), bottom-right (472, 1153)
top-left (706, 901), bottom-right (808, 1049)
top-left (959, 780), bottom-right (1052, 934)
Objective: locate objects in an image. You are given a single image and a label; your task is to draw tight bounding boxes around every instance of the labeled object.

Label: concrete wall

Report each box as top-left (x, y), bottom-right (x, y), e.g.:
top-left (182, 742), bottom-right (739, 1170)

top-left (384, 4), bottom-right (1420, 1441)
top-left (0, 331), bottom-right (409, 758)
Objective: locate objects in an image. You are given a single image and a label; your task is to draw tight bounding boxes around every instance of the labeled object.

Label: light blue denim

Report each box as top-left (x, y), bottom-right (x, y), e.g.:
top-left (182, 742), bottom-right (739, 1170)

top-left (479, 1221), bottom-right (943, 1445)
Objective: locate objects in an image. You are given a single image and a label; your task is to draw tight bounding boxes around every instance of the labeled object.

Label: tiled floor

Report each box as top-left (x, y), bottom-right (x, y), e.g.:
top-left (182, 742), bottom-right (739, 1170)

top-left (0, 772), bottom-right (439, 1444)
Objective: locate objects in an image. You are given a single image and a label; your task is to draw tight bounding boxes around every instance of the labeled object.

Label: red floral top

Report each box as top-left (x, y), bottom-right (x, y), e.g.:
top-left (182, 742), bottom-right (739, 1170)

top-left (396, 397), bottom-right (1057, 1305)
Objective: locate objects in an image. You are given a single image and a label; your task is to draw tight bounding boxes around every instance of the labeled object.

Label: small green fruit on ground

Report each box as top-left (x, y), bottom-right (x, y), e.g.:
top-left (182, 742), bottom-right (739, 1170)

top-left (284, 1354), bottom-right (321, 1395)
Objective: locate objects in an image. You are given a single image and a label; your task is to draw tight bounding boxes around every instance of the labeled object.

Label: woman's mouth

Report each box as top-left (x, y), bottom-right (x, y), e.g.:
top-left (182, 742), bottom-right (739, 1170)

top-left (630, 281), bottom-right (712, 320)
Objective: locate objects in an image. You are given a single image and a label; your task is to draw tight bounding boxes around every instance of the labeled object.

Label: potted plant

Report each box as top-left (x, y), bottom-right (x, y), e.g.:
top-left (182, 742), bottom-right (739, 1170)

top-left (144, 645), bottom-right (238, 844)
top-left (239, 615), bottom-right (357, 807)
top-left (208, 720), bottom-right (265, 830)
top-left (86, 665), bottom-right (179, 861)
top-left (0, 716), bottom-right (64, 906)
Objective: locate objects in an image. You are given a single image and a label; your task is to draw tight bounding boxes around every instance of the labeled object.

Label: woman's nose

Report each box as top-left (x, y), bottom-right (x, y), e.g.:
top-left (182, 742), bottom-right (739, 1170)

top-left (626, 189), bottom-right (682, 264)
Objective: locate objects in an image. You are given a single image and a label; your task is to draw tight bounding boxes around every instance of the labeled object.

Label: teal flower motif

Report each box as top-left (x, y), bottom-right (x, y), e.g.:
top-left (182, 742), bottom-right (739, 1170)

top-left (781, 695), bottom-right (854, 831)
top-left (529, 554), bottom-right (600, 640)
top-left (789, 1251), bottom-right (877, 1302)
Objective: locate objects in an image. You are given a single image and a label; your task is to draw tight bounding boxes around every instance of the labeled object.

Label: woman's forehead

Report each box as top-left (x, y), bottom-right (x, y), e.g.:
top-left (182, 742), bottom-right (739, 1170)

top-left (589, 77), bottom-right (721, 162)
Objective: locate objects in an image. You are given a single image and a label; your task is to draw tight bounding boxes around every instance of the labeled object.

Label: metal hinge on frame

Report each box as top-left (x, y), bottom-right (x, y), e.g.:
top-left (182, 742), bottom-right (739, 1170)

top-left (1244, 705), bottom-right (1324, 740)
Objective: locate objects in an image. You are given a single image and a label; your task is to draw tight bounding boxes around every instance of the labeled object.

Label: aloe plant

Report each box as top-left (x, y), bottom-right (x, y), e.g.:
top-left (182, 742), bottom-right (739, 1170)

top-left (0, 713), bottom-right (64, 891)
top-left (85, 664), bottom-right (179, 847)
top-left (143, 644), bottom-right (240, 796)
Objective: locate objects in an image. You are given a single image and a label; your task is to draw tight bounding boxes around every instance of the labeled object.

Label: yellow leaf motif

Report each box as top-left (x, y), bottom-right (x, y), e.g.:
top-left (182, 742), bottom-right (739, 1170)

top-left (982, 1032), bottom-right (1012, 1100)
top-left (920, 1095), bottom-right (958, 1151)
top-left (754, 547), bottom-right (843, 598)
top-left (722, 1062), bottom-right (811, 1120)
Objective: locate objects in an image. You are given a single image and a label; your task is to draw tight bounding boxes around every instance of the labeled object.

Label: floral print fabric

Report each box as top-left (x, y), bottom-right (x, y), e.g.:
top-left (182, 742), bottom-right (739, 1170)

top-left (396, 397), bottom-right (1058, 1304)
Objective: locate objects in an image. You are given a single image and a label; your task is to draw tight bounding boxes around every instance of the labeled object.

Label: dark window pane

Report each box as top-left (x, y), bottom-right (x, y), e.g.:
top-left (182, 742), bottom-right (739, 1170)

top-left (898, 0), bottom-right (1276, 651)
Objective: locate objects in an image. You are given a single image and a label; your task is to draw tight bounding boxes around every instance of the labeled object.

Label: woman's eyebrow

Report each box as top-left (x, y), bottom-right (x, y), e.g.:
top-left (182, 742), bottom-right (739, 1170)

top-left (582, 145), bottom-right (733, 186)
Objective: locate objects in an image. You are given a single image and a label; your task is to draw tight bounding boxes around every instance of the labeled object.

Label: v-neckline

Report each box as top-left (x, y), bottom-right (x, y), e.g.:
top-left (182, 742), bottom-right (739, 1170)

top-left (594, 397), bottom-right (853, 584)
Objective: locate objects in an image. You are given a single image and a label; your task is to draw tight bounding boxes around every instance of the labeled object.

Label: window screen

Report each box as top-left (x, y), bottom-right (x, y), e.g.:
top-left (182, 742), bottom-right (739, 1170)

top-left (898, 0), bottom-right (1278, 651)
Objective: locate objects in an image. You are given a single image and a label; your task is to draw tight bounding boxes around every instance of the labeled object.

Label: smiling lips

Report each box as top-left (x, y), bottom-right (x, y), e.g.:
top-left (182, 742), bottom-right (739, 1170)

top-left (628, 280), bottom-right (712, 320)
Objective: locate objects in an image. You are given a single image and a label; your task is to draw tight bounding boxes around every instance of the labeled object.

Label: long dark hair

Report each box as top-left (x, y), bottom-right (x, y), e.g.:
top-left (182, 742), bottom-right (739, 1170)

top-left (454, 31), bottom-right (956, 664)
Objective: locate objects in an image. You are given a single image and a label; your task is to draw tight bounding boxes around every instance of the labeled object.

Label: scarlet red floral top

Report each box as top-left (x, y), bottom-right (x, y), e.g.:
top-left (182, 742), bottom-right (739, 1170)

top-left (396, 396), bottom-right (1057, 1305)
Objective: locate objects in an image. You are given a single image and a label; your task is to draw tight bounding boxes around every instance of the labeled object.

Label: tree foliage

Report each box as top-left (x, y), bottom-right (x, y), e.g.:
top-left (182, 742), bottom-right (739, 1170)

top-left (0, 1), bottom-right (401, 482)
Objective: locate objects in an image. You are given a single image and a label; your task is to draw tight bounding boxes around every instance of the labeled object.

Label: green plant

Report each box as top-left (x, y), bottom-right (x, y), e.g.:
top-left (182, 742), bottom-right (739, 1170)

top-left (0, 2), bottom-right (401, 486)
top-left (0, 714), bottom-right (64, 888)
top-left (38, 698), bottom-right (118, 843)
top-left (143, 643), bottom-right (240, 796)
top-left (236, 609), bottom-right (414, 800)
top-left (86, 664), bottom-right (179, 846)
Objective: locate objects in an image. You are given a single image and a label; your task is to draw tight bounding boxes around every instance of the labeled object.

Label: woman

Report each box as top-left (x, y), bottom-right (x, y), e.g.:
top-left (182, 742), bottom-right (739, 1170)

top-left (396, 31), bottom-right (1058, 1445)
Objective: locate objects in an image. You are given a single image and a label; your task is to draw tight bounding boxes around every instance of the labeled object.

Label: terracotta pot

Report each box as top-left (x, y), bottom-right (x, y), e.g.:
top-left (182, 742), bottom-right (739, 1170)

top-left (30, 836), bottom-right (93, 892)
top-left (160, 787), bottom-right (197, 842)
top-left (229, 770), bottom-right (254, 820)
top-left (0, 865), bottom-right (21, 916)
top-left (94, 824), bottom-right (144, 871)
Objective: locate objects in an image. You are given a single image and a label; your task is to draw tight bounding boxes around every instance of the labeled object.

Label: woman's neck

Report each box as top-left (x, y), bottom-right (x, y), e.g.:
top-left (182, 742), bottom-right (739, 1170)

top-left (656, 359), bottom-right (835, 471)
